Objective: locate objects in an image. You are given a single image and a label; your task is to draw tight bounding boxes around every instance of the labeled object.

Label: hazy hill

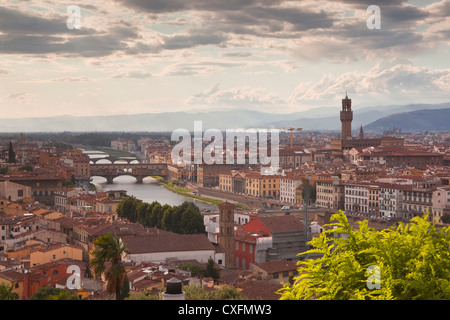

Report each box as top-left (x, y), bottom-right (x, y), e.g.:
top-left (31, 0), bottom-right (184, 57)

top-left (364, 108), bottom-right (450, 133)
top-left (0, 102), bottom-right (449, 132)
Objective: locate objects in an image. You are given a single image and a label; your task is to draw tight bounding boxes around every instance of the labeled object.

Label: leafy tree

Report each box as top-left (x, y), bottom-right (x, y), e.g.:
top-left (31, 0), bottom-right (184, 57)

top-left (90, 232), bottom-right (129, 300)
top-left (29, 287), bottom-right (74, 300)
top-left (180, 202), bottom-right (205, 234)
top-left (442, 214), bottom-right (450, 224)
top-left (125, 291), bottom-right (160, 300)
top-left (8, 142), bottom-right (15, 164)
top-left (116, 198), bottom-right (204, 234)
top-left (204, 258), bottom-right (220, 280)
top-left (0, 283), bottom-right (19, 300)
top-left (0, 165), bottom-right (9, 175)
top-left (278, 211), bottom-right (450, 300)
top-left (183, 285), bottom-right (245, 300)
top-left (45, 290), bottom-right (79, 300)
top-left (120, 278), bottom-right (130, 300)
top-left (19, 165), bottom-right (33, 172)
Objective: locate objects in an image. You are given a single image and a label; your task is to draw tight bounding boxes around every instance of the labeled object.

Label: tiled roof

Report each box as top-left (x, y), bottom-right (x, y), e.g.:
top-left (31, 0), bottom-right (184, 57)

top-left (236, 279), bottom-right (283, 300)
top-left (253, 259), bottom-right (298, 274)
top-left (123, 233), bottom-right (215, 254)
top-left (258, 215), bottom-right (305, 233)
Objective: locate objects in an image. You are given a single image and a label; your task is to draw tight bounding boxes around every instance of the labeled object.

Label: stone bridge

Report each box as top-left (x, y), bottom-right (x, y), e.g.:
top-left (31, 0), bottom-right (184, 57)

top-left (90, 163), bottom-right (167, 183)
top-left (90, 156), bottom-right (138, 164)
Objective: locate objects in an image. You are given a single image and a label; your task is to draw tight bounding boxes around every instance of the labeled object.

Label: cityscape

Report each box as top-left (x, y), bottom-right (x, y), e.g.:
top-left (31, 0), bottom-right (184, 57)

top-left (0, 0), bottom-right (449, 307)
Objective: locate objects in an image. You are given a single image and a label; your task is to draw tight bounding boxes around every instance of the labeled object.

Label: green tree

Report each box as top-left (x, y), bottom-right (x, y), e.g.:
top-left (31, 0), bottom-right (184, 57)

top-left (29, 287), bottom-right (72, 300)
top-left (204, 258), bottom-right (220, 280)
top-left (180, 202), bottom-right (205, 234)
top-left (120, 278), bottom-right (130, 300)
top-left (8, 142), bottom-right (15, 164)
top-left (0, 165), bottom-right (9, 175)
top-left (90, 232), bottom-right (129, 300)
top-left (183, 285), bottom-right (245, 300)
top-left (0, 283), bottom-right (19, 300)
top-left (278, 211), bottom-right (450, 300)
top-left (19, 165), bottom-right (33, 172)
top-left (45, 290), bottom-right (79, 300)
top-left (125, 291), bottom-right (160, 300)
top-left (116, 196), bottom-right (141, 221)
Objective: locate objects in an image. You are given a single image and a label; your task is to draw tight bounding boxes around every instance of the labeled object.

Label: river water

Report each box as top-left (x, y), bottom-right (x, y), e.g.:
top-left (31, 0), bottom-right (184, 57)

top-left (91, 176), bottom-right (218, 211)
top-left (86, 150), bottom-right (218, 211)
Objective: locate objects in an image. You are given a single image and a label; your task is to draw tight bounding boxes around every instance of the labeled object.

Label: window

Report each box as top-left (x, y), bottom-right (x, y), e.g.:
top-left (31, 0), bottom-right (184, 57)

top-left (18, 189), bottom-right (23, 197)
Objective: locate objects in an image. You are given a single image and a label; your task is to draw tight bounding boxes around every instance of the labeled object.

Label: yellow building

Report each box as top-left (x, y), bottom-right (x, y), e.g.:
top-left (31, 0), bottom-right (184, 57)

top-left (219, 170), bottom-right (280, 199)
top-left (29, 243), bottom-right (84, 267)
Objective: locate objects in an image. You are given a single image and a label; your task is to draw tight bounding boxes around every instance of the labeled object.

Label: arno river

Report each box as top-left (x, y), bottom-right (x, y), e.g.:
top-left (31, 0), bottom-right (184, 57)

top-left (86, 150), bottom-right (218, 211)
top-left (91, 176), bottom-right (218, 211)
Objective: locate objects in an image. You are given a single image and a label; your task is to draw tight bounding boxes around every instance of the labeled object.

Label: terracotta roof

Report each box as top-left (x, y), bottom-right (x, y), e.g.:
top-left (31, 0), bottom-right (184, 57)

top-left (0, 270), bottom-right (26, 282)
top-left (257, 215), bottom-right (305, 234)
top-left (253, 259), bottom-right (298, 274)
top-left (236, 279), bottom-right (283, 300)
top-left (123, 233), bottom-right (215, 254)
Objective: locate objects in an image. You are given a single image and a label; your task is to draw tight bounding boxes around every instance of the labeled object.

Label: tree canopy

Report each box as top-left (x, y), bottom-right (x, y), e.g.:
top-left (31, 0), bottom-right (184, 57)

top-left (278, 211), bottom-right (450, 300)
top-left (116, 197), bottom-right (205, 234)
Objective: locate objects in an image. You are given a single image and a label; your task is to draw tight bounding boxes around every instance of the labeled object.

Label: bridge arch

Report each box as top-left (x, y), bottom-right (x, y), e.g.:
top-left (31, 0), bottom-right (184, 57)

top-left (90, 163), bottom-right (167, 184)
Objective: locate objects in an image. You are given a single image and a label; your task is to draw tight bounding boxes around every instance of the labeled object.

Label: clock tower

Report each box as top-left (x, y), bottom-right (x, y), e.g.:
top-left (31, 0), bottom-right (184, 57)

top-left (340, 93), bottom-right (353, 140)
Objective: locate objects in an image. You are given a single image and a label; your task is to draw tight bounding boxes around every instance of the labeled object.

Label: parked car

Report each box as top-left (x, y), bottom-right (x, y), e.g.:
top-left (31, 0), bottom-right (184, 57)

top-left (281, 206), bottom-right (290, 210)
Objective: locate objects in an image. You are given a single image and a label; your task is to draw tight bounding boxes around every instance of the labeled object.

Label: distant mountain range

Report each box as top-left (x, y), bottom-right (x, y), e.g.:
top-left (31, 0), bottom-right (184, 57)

top-left (364, 108), bottom-right (450, 133)
top-left (1, 102), bottom-right (449, 133)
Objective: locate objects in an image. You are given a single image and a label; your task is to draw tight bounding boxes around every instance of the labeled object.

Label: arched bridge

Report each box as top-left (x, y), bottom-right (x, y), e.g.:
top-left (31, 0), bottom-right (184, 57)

top-left (90, 163), bottom-right (167, 183)
top-left (90, 156), bottom-right (138, 164)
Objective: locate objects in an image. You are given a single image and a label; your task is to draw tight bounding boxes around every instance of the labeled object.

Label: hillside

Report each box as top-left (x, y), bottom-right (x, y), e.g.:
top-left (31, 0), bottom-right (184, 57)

top-left (364, 108), bottom-right (450, 133)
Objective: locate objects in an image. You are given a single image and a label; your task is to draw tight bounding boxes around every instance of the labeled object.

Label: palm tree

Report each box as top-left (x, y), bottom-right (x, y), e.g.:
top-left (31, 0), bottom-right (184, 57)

top-left (90, 232), bottom-right (129, 300)
top-left (0, 283), bottom-right (19, 300)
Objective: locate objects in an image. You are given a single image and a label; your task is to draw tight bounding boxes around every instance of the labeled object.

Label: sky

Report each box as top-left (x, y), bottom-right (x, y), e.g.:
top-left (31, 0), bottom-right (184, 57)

top-left (0, 0), bottom-right (449, 119)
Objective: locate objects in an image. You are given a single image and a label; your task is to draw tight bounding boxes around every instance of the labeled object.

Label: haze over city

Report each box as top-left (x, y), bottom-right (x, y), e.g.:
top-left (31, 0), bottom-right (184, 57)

top-left (0, 0), bottom-right (449, 120)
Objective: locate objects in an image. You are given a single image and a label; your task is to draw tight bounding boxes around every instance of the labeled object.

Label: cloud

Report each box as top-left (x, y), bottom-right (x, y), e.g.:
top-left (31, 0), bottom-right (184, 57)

top-left (111, 71), bottom-right (152, 79)
top-left (0, 92), bottom-right (35, 105)
top-left (0, 6), bottom-right (139, 57)
top-left (289, 60), bottom-right (450, 105)
top-left (160, 60), bottom-right (245, 77)
top-left (186, 83), bottom-right (285, 107)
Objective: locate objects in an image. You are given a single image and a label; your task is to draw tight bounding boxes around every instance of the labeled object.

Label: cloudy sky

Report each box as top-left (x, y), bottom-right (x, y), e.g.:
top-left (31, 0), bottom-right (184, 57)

top-left (0, 0), bottom-right (449, 118)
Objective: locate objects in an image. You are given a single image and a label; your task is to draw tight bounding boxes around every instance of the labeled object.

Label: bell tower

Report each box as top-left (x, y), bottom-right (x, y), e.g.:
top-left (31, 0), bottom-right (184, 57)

top-left (218, 201), bottom-right (235, 269)
top-left (340, 92), bottom-right (353, 140)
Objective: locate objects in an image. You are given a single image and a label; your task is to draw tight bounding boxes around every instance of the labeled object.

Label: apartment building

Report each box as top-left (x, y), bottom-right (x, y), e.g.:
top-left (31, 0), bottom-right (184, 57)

top-left (279, 178), bottom-right (303, 204)
top-left (316, 179), bottom-right (344, 211)
top-left (378, 183), bottom-right (403, 218)
top-left (432, 186), bottom-right (450, 224)
top-left (344, 182), bottom-right (371, 214)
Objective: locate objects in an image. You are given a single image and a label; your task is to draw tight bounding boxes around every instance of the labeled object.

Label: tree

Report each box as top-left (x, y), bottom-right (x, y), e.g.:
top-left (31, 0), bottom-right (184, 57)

top-left (0, 283), bottom-right (19, 300)
top-left (204, 258), bottom-right (220, 280)
top-left (29, 287), bottom-right (75, 300)
top-left (183, 285), bottom-right (245, 300)
top-left (8, 142), bottom-right (15, 164)
top-left (45, 290), bottom-right (79, 300)
top-left (442, 214), bottom-right (450, 224)
top-left (90, 232), bottom-right (129, 300)
top-left (120, 278), bottom-right (130, 300)
top-left (278, 210), bottom-right (450, 300)
top-left (180, 202), bottom-right (205, 234)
